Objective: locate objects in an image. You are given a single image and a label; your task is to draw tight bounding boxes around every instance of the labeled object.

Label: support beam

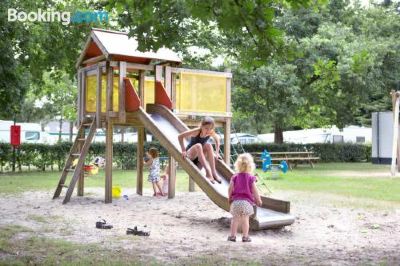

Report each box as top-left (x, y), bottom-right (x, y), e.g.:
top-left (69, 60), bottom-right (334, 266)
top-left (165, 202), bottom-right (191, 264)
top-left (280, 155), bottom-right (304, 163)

top-left (165, 66), bottom-right (172, 98)
top-left (139, 70), bottom-right (145, 108)
top-left (224, 73), bottom-right (232, 164)
top-left (96, 65), bottom-right (102, 128)
top-left (77, 70), bottom-right (82, 125)
top-left (77, 128), bottom-right (84, 196)
top-left (393, 91), bottom-right (400, 172)
top-left (171, 72), bottom-right (176, 110)
top-left (119, 61), bottom-right (127, 122)
top-left (155, 65), bottom-right (163, 83)
top-left (106, 62), bottom-right (113, 118)
top-left (391, 95), bottom-right (400, 176)
top-left (105, 121), bottom-right (113, 203)
top-left (168, 156), bottom-right (176, 199)
top-left (137, 127), bottom-right (145, 195)
top-left (82, 72), bottom-right (87, 120)
top-left (188, 176), bottom-right (195, 192)
top-left (82, 55), bottom-right (106, 66)
top-left (224, 118), bottom-right (231, 165)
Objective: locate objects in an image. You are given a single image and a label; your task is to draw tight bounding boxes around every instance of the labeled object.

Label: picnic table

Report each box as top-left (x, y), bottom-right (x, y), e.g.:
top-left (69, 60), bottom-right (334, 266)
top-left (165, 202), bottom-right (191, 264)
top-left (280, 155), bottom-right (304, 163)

top-left (252, 151), bottom-right (320, 170)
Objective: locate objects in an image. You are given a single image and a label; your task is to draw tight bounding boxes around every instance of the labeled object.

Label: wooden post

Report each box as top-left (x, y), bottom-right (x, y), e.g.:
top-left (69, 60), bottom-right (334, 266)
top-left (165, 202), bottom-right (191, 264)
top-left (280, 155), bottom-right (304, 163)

top-left (105, 120), bottom-right (113, 203)
top-left (165, 66), bottom-right (172, 98)
top-left (96, 64), bottom-right (102, 128)
top-left (77, 128), bottom-right (84, 196)
top-left (77, 69), bottom-right (82, 126)
top-left (224, 73), bottom-right (232, 164)
top-left (168, 156), bottom-right (176, 199)
top-left (171, 72), bottom-right (176, 110)
top-left (119, 61), bottom-right (127, 122)
top-left (82, 71), bottom-right (87, 121)
top-left (224, 118), bottom-right (231, 165)
top-left (155, 65), bottom-right (163, 83)
top-left (137, 127), bottom-right (145, 195)
top-left (393, 91), bottom-right (400, 172)
top-left (391, 94), bottom-right (399, 176)
top-left (106, 62), bottom-right (113, 117)
top-left (188, 176), bottom-right (195, 192)
top-left (139, 70), bottom-right (145, 107)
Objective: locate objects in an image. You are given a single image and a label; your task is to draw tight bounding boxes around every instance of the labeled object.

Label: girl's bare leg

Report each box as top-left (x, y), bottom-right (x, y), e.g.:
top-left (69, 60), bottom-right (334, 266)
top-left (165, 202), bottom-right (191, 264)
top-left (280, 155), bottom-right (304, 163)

top-left (241, 215), bottom-right (250, 237)
top-left (203, 143), bottom-right (220, 181)
top-left (152, 183), bottom-right (157, 196)
top-left (155, 181), bottom-right (164, 196)
top-left (230, 216), bottom-right (240, 237)
top-left (187, 144), bottom-right (213, 179)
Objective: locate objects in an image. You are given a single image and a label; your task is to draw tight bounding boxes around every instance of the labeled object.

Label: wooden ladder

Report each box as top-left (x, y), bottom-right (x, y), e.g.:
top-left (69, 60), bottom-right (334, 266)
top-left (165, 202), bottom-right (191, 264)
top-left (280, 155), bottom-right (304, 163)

top-left (53, 118), bottom-right (97, 204)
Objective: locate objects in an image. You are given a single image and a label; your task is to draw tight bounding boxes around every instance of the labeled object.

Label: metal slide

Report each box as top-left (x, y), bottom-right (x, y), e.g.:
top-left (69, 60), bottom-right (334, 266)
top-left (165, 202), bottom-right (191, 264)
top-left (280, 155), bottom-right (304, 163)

top-left (137, 104), bottom-right (295, 230)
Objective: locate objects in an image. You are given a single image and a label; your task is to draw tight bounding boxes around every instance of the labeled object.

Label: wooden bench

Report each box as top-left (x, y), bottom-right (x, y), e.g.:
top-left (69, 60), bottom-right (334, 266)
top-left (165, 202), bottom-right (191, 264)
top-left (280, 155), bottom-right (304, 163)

top-left (252, 151), bottom-right (320, 170)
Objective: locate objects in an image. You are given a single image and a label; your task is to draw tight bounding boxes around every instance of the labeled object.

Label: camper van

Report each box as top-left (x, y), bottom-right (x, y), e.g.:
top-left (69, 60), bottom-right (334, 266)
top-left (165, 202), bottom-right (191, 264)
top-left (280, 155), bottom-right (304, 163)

top-left (0, 120), bottom-right (47, 144)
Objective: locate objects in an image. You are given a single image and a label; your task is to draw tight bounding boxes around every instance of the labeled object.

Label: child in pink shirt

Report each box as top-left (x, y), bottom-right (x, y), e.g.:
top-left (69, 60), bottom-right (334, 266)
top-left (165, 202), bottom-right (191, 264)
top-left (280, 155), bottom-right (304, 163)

top-left (228, 153), bottom-right (262, 242)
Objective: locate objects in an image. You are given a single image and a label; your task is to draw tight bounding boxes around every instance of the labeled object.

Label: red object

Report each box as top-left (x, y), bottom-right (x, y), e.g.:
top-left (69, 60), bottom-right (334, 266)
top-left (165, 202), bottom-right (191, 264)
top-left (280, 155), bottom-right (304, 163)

top-left (155, 81), bottom-right (173, 109)
top-left (124, 78), bottom-right (141, 111)
top-left (10, 125), bottom-right (21, 146)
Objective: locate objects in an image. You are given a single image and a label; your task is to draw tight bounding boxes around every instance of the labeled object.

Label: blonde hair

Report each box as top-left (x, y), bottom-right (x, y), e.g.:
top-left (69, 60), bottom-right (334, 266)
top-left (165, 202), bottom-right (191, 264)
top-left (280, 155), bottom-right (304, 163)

top-left (234, 153), bottom-right (255, 174)
top-left (148, 147), bottom-right (159, 158)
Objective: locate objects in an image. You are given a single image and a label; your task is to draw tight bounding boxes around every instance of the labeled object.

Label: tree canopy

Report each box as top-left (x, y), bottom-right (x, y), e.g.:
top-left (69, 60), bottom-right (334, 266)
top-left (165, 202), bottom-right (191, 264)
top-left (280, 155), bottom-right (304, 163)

top-left (1, 0), bottom-right (399, 144)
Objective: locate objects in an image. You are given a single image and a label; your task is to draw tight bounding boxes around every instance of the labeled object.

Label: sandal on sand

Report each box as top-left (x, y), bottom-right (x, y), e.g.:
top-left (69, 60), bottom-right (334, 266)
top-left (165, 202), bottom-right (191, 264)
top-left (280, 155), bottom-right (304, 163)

top-left (227, 236), bottom-right (236, 242)
top-left (127, 226), bottom-right (150, 236)
top-left (242, 236), bottom-right (252, 242)
top-left (96, 219), bottom-right (113, 229)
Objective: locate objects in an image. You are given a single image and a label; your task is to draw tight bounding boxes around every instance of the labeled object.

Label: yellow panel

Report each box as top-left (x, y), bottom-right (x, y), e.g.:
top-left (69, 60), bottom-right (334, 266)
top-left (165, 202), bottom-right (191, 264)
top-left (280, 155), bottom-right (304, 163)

top-left (86, 75), bottom-right (119, 113)
top-left (176, 72), bottom-right (227, 114)
top-left (144, 79), bottom-right (155, 106)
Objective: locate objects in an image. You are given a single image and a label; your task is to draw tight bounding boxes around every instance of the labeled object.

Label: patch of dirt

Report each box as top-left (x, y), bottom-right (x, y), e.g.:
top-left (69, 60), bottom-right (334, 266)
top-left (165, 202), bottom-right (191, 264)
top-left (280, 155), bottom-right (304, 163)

top-left (0, 188), bottom-right (399, 265)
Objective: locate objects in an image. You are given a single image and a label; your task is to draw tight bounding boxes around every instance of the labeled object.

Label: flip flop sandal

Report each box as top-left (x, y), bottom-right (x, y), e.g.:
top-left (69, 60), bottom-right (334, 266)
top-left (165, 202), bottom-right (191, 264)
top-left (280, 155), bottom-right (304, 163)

top-left (96, 219), bottom-right (113, 229)
top-left (127, 226), bottom-right (150, 236)
top-left (214, 178), bottom-right (222, 184)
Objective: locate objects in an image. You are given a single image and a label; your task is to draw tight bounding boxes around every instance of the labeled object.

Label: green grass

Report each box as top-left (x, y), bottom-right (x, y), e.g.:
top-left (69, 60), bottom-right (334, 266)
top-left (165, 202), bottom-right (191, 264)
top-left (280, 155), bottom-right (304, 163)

top-left (0, 169), bottom-right (192, 194)
top-left (0, 225), bottom-right (249, 266)
top-left (255, 162), bottom-right (400, 203)
top-left (0, 225), bottom-right (150, 265)
top-left (0, 162), bottom-right (399, 203)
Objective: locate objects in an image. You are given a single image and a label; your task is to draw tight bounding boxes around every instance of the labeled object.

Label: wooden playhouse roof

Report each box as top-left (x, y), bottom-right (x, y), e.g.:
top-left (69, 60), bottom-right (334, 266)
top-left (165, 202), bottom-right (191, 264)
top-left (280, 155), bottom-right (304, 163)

top-left (76, 28), bottom-right (182, 67)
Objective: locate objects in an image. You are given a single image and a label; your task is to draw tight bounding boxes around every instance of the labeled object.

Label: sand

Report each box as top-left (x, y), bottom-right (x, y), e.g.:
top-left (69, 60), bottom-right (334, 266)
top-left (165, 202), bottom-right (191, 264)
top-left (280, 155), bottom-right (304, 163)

top-left (0, 188), bottom-right (399, 265)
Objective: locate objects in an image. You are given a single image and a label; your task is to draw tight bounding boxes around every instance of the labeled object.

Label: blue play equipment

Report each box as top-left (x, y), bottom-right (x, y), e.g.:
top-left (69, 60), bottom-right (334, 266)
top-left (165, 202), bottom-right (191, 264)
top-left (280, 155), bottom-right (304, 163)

top-left (261, 150), bottom-right (288, 174)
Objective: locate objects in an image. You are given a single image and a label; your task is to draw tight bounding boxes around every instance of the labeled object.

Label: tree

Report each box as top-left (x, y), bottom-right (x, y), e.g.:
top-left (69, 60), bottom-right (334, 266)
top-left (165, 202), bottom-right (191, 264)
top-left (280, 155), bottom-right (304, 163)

top-left (0, 0), bottom-right (101, 120)
top-left (233, 62), bottom-right (302, 143)
top-left (105, 0), bottom-right (325, 67)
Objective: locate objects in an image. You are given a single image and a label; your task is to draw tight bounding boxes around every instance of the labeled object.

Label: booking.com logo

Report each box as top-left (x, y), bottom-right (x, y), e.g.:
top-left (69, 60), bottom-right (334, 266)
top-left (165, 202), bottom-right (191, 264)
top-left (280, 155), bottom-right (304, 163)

top-left (8, 8), bottom-right (109, 25)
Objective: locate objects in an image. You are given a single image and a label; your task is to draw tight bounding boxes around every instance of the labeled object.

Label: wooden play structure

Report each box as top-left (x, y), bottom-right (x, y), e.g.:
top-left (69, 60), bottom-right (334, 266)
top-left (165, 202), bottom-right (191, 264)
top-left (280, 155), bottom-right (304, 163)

top-left (53, 28), bottom-right (294, 229)
top-left (390, 90), bottom-right (400, 176)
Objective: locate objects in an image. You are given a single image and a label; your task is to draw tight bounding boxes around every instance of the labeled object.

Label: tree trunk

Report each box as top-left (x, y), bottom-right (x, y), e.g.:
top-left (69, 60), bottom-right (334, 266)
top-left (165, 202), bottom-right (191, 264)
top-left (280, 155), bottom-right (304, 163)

top-left (121, 127), bottom-right (125, 143)
top-left (69, 121), bottom-right (73, 142)
top-left (274, 123), bottom-right (284, 144)
top-left (58, 116), bottom-right (63, 143)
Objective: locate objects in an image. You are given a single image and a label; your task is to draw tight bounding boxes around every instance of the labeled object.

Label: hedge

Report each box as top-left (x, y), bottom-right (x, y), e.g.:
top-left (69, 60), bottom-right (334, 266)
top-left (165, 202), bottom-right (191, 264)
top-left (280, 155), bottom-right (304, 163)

top-left (0, 142), bottom-right (371, 173)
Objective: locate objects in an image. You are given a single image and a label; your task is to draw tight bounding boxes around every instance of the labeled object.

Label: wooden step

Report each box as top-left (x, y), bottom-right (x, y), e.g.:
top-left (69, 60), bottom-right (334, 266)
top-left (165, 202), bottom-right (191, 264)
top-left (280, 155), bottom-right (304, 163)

top-left (66, 169), bottom-right (75, 172)
top-left (71, 153), bottom-right (81, 156)
top-left (77, 138), bottom-right (86, 141)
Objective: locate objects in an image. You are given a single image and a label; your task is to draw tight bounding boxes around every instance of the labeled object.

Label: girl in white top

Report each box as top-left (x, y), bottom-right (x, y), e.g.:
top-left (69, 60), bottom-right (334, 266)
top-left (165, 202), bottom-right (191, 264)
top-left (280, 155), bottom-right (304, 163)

top-left (144, 147), bottom-right (164, 197)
